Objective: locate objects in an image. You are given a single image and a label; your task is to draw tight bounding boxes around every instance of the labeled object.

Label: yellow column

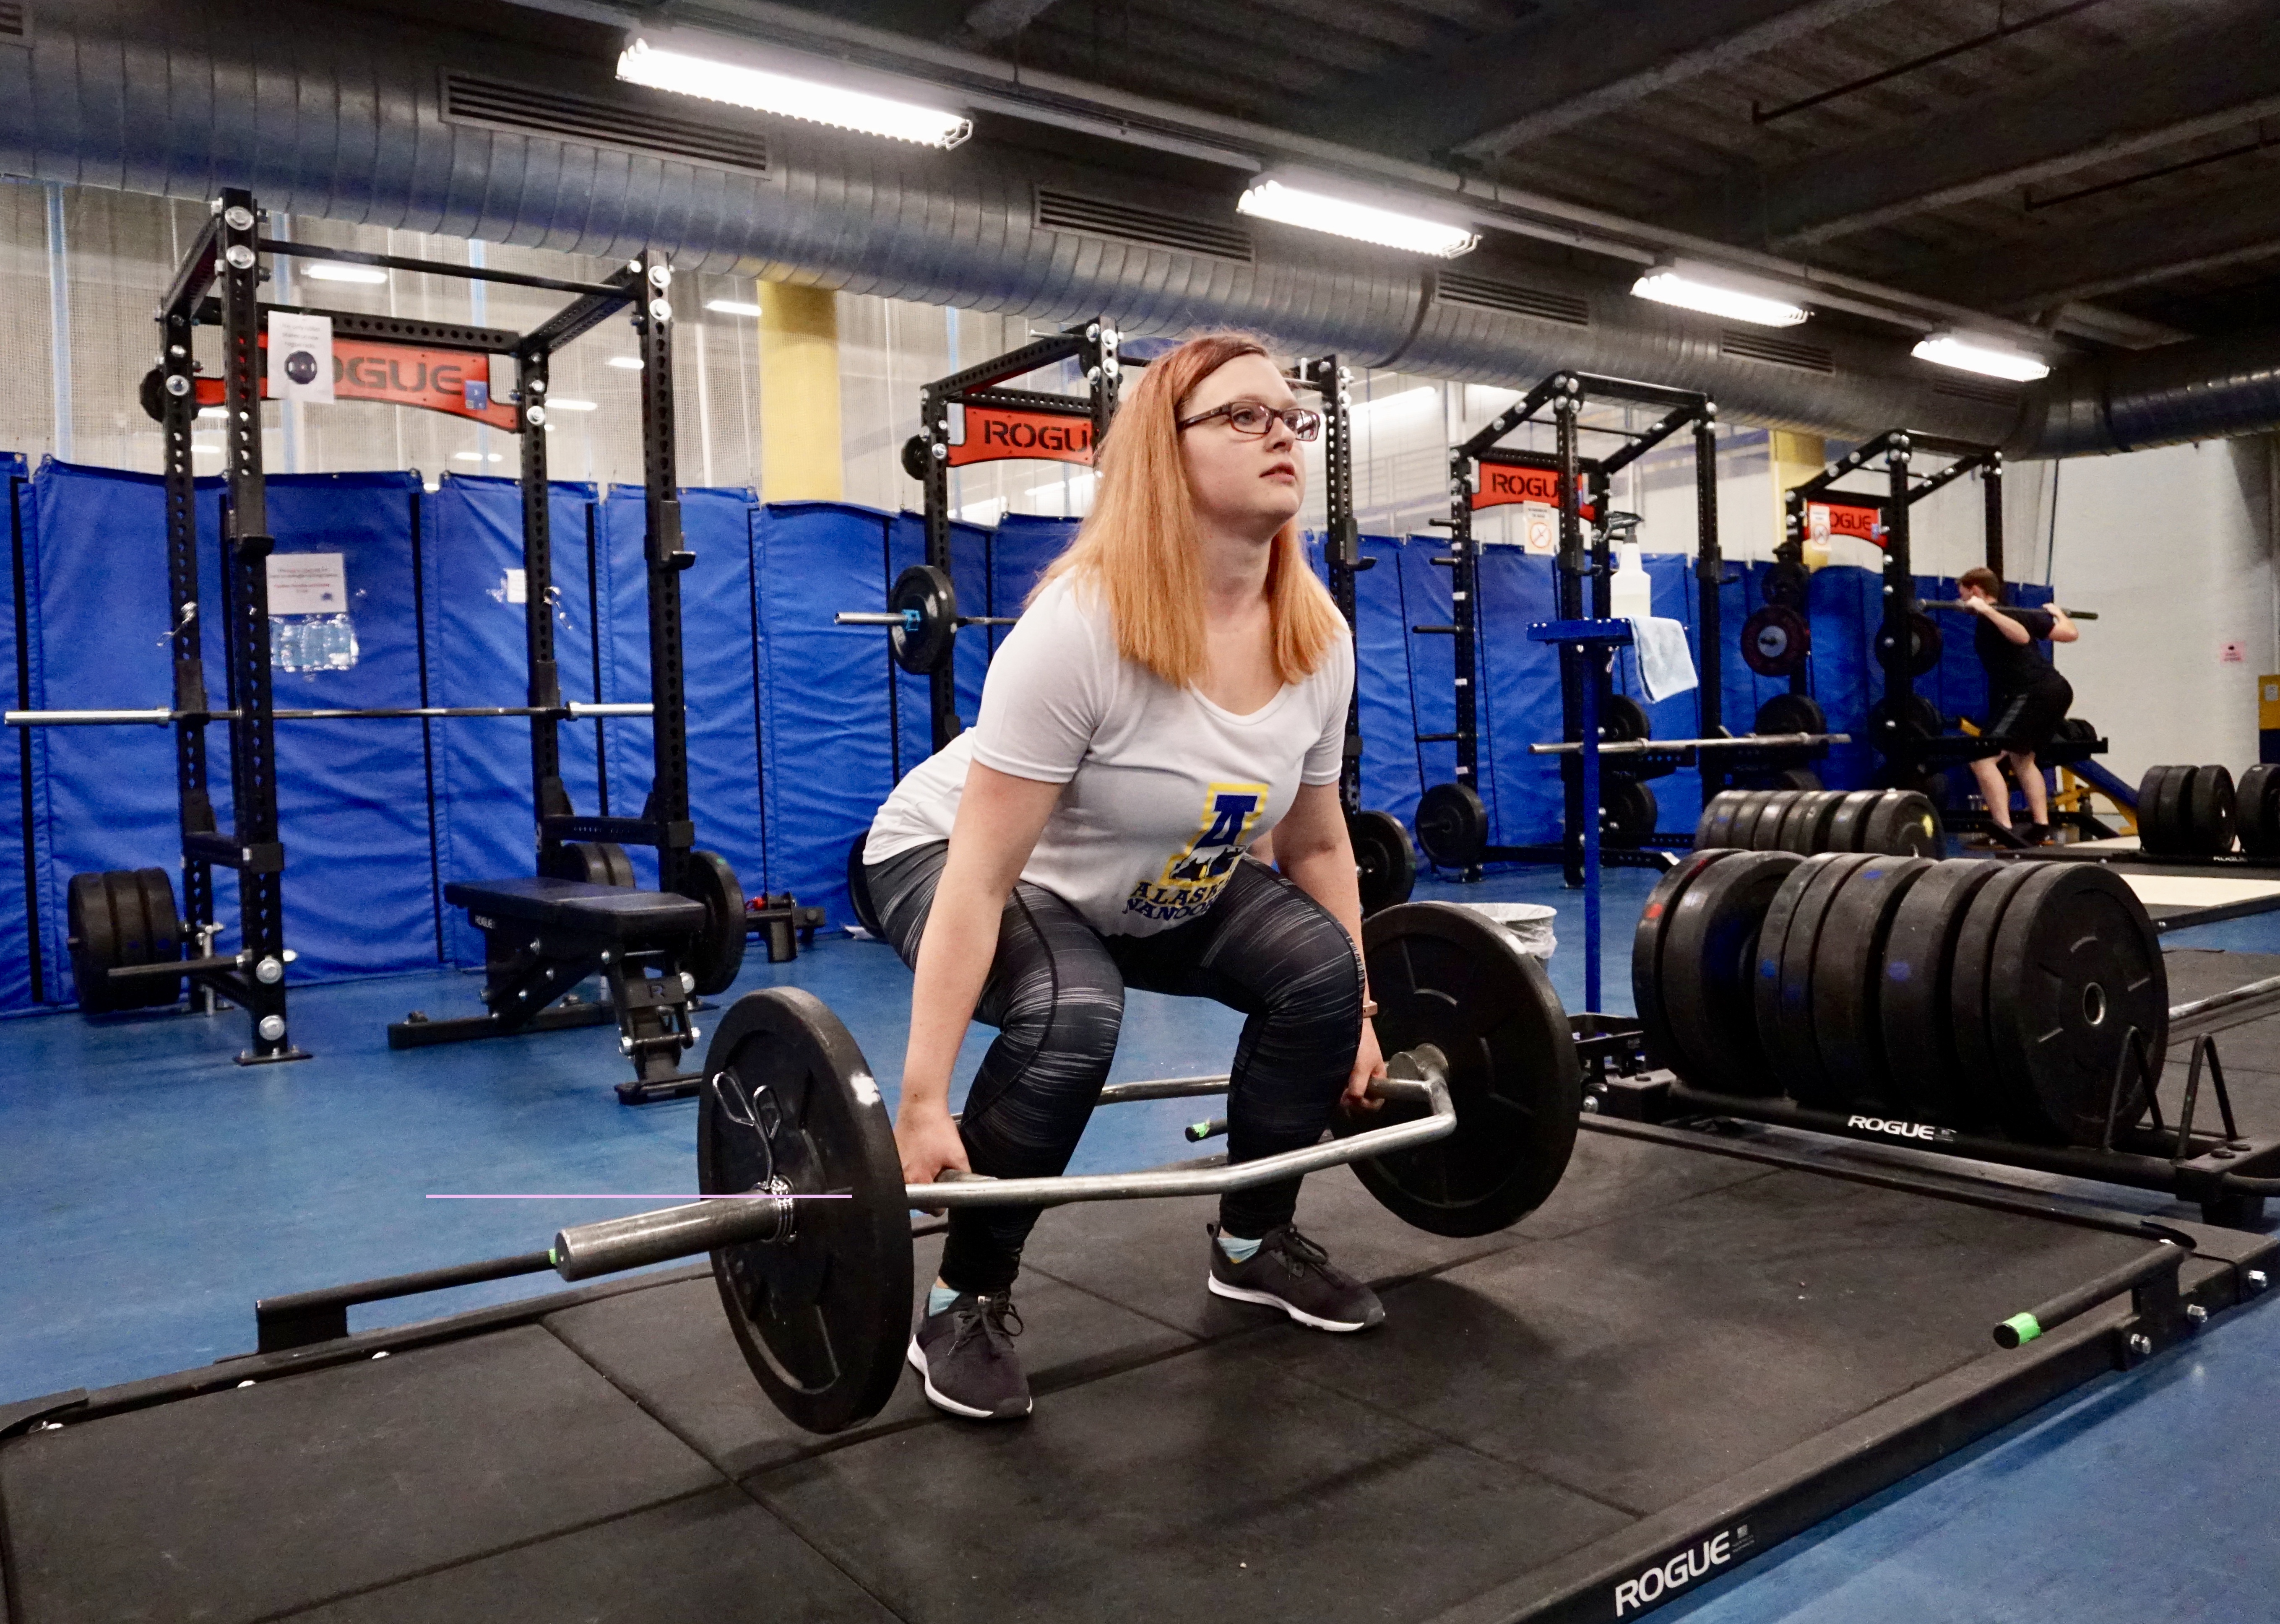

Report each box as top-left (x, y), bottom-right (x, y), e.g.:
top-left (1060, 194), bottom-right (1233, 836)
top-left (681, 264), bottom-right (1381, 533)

top-left (757, 280), bottom-right (843, 502)
top-left (1768, 430), bottom-right (1828, 568)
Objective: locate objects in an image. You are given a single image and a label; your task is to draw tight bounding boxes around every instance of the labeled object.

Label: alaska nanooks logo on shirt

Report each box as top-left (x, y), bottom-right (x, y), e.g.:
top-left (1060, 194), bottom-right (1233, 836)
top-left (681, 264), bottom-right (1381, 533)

top-left (1124, 782), bottom-right (1268, 923)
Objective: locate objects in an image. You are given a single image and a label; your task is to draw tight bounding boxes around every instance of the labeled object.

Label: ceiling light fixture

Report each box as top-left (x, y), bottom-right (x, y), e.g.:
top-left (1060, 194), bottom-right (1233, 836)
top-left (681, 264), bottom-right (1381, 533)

top-left (1236, 177), bottom-right (1478, 259)
top-left (606, 356), bottom-right (644, 371)
top-left (302, 262), bottom-right (390, 285)
top-left (1632, 260), bottom-right (1810, 327)
top-left (704, 299), bottom-right (764, 318)
top-left (1911, 332), bottom-right (2052, 383)
top-left (546, 398), bottom-right (599, 411)
top-left (452, 451), bottom-right (505, 463)
top-left (617, 36), bottom-right (971, 148)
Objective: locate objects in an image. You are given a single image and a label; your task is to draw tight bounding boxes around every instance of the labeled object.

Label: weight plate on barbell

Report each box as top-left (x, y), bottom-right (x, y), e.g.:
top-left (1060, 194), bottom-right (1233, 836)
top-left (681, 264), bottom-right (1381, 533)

top-left (1416, 781), bottom-right (1489, 869)
top-left (2188, 764), bottom-right (2236, 856)
top-left (1879, 858), bottom-right (2003, 1128)
top-left (1632, 849), bottom-right (1736, 1074)
top-left (699, 987), bottom-right (913, 1435)
top-left (1986, 864), bottom-right (2165, 1146)
top-left (2239, 764), bottom-right (2280, 859)
top-left (1946, 863), bottom-right (2041, 1130)
top-left (1752, 691), bottom-right (1826, 738)
top-left (1337, 902), bottom-right (1581, 1237)
top-left (1662, 849), bottom-right (1804, 1097)
top-left (675, 849), bottom-right (749, 996)
top-left (1601, 776), bottom-right (1659, 849)
top-left (846, 834), bottom-right (885, 938)
top-left (1603, 693), bottom-right (1652, 744)
top-left (1741, 605), bottom-right (1811, 678)
top-left (888, 564), bottom-right (958, 676)
top-left (1809, 855), bottom-right (1932, 1113)
top-left (1873, 610), bottom-right (1943, 678)
top-left (1350, 808), bottom-right (1418, 914)
top-left (1757, 852), bottom-right (1878, 1111)
top-left (1824, 789), bottom-right (1884, 853)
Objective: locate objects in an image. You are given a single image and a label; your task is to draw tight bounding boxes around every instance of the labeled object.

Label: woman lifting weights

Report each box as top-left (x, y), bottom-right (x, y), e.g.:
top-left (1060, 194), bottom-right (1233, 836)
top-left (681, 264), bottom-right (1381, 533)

top-left (1957, 566), bottom-right (2078, 846)
top-left (858, 333), bottom-right (1384, 1421)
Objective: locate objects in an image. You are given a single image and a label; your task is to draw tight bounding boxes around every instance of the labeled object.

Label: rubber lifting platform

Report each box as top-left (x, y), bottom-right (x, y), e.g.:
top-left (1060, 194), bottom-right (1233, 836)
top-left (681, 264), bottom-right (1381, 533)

top-left (3, 1127), bottom-right (2271, 1624)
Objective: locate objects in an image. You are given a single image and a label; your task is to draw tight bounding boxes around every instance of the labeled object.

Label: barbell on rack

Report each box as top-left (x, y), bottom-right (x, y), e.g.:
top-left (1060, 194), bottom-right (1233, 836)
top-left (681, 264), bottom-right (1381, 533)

top-left (5, 702), bottom-right (653, 726)
top-left (537, 900), bottom-right (1581, 1433)
top-left (835, 564), bottom-right (1020, 676)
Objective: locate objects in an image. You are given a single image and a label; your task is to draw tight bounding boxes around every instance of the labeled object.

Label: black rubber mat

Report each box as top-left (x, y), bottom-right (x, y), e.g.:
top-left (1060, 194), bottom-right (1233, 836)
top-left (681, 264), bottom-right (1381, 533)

top-left (3, 1136), bottom-right (2264, 1624)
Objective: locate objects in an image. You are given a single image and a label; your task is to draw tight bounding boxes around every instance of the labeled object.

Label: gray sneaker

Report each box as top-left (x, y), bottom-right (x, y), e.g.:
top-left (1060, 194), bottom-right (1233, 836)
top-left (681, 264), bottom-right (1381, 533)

top-left (907, 1291), bottom-right (1031, 1420)
top-left (1207, 1223), bottom-right (1385, 1332)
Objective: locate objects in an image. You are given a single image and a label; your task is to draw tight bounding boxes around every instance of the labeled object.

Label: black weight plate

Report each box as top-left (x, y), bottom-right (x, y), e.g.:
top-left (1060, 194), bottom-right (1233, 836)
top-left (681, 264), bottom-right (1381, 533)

top-left (1824, 790), bottom-right (1883, 853)
top-left (1603, 693), bottom-right (1652, 744)
top-left (1741, 605), bottom-right (1810, 678)
top-left (1861, 791), bottom-right (1942, 857)
top-left (1947, 863), bottom-right (2042, 1124)
top-left (1879, 859), bottom-right (2004, 1127)
top-left (700, 987), bottom-right (913, 1434)
top-left (1987, 865), bottom-right (2167, 1146)
top-left (899, 434), bottom-right (929, 481)
top-left (67, 870), bottom-right (122, 1014)
top-left (1753, 691), bottom-right (1826, 738)
top-left (2059, 717), bottom-right (2099, 744)
top-left (1697, 790), bottom-right (1752, 850)
top-left (1632, 849), bottom-right (1737, 1073)
top-left (888, 564), bottom-right (957, 675)
top-left (1764, 560), bottom-right (1809, 610)
top-left (1757, 852), bottom-right (1879, 1110)
top-left (1778, 790), bottom-right (1844, 854)
top-left (541, 841), bottom-right (637, 887)
top-left (1874, 610), bottom-right (1942, 677)
top-left (597, 842), bottom-right (636, 888)
top-left (1767, 766), bottom-right (1824, 792)
top-left (1350, 808), bottom-right (1418, 914)
top-left (1601, 777), bottom-right (1658, 848)
top-left (2238, 764), bottom-right (2280, 858)
top-left (2132, 765), bottom-right (2178, 853)
top-left (1727, 789), bottom-right (1786, 850)
top-left (846, 834), bottom-right (884, 938)
top-left (1416, 781), bottom-right (1489, 868)
top-left (1868, 692), bottom-right (1943, 745)
top-left (1809, 855), bottom-right (1932, 1112)
top-left (132, 868), bottom-right (185, 1008)
top-left (2150, 763), bottom-right (2194, 856)
top-left (676, 849), bottom-right (749, 996)
top-left (1339, 902), bottom-right (1580, 1236)
top-left (1661, 850), bottom-right (1804, 1095)
top-left (2188, 764), bottom-right (2236, 855)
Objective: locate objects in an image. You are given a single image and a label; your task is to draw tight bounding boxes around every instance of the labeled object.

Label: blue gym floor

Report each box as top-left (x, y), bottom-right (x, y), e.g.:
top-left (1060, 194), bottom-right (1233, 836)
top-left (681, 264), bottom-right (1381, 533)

top-left (5, 863), bottom-right (2276, 1621)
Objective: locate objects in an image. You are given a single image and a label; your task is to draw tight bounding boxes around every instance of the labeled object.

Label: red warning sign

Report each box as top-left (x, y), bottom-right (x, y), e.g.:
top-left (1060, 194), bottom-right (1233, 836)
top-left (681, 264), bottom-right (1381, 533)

top-left (945, 405), bottom-right (1095, 468)
top-left (192, 334), bottom-right (521, 431)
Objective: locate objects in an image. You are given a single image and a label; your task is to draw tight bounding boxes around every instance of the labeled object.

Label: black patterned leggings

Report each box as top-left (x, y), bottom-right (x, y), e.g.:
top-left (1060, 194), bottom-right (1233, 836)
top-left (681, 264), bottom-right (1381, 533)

top-left (865, 840), bottom-right (1364, 1294)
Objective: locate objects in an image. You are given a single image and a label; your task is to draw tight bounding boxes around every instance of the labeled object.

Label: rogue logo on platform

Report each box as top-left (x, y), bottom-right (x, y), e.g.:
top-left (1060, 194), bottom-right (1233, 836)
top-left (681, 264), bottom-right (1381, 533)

top-left (1846, 1115), bottom-right (1960, 1143)
top-left (1613, 1525), bottom-right (1752, 1615)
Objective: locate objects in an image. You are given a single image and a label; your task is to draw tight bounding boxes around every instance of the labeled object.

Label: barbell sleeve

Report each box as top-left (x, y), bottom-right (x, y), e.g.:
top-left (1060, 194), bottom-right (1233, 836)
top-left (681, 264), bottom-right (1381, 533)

top-left (834, 612), bottom-right (909, 626)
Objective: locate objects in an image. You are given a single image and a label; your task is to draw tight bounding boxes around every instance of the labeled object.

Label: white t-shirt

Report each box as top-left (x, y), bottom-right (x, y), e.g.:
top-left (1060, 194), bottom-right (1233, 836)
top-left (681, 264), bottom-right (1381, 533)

top-left (866, 575), bottom-right (1351, 937)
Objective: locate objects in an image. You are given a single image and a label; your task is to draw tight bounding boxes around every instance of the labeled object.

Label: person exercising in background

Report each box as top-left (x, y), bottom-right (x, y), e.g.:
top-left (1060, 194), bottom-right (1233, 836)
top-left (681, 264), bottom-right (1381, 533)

top-left (1957, 566), bottom-right (2077, 846)
top-left (858, 333), bottom-right (1385, 1424)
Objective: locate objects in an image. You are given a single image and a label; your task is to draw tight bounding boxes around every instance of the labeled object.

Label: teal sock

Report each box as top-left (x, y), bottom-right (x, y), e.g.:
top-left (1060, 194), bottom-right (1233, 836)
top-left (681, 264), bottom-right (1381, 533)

top-left (1218, 1232), bottom-right (1261, 1263)
top-left (928, 1283), bottom-right (963, 1315)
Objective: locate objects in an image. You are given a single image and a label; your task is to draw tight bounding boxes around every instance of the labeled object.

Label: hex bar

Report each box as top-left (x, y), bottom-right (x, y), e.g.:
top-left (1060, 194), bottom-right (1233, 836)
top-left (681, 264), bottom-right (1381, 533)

top-left (550, 1072), bottom-right (1447, 1281)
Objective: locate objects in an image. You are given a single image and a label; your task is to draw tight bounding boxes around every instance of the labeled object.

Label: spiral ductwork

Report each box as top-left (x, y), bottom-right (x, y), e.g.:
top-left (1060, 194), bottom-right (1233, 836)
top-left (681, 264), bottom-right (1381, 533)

top-left (3, 0), bottom-right (2274, 454)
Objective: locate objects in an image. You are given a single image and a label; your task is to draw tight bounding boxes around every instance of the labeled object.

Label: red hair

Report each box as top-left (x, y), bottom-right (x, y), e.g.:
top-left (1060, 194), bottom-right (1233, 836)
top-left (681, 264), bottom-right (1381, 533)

top-left (1033, 333), bottom-right (1344, 690)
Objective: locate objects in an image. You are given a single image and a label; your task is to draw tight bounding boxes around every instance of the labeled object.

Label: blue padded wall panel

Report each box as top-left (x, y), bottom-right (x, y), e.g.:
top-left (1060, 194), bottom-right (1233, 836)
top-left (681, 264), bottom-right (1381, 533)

top-left (1353, 535), bottom-right (1421, 831)
top-left (0, 463), bottom-right (31, 1009)
top-left (1473, 548), bottom-right (1563, 850)
top-left (424, 475), bottom-right (603, 967)
top-left (754, 502), bottom-right (897, 930)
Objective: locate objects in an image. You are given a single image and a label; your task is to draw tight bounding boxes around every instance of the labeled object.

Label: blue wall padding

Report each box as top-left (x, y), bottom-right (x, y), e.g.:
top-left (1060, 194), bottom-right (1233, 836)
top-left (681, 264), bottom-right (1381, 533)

top-left (1352, 535), bottom-right (1423, 830)
top-left (20, 461), bottom-right (232, 1003)
top-left (753, 502), bottom-right (897, 929)
top-left (0, 463), bottom-right (31, 1009)
top-left (422, 475), bottom-right (605, 967)
top-left (260, 472), bottom-right (436, 980)
top-left (884, 511), bottom-right (999, 776)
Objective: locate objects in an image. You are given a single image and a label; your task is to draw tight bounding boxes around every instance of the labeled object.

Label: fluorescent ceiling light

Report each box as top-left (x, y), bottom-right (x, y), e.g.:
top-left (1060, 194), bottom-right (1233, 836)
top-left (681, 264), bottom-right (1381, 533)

top-left (547, 398), bottom-right (599, 411)
top-left (618, 37), bottom-right (971, 148)
top-left (303, 262), bottom-right (389, 285)
top-left (1236, 178), bottom-right (1478, 259)
top-left (1632, 261), bottom-right (1809, 327)
top-left (606, 356), bottom-right (644, 370)
top-left (453, 451), bottom-right (504, 463)
top-left (1912, 332), bottom-right (2051, 383)
top-left (197, 405), bottom-right (227, 420)
top-left (705, 299), bottom-right (764, 318)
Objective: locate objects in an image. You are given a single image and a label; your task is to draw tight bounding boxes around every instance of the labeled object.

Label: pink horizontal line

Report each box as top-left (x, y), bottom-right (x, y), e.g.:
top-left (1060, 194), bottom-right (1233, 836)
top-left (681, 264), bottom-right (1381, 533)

top-left (424, 1193), bottom-right (852, 1201)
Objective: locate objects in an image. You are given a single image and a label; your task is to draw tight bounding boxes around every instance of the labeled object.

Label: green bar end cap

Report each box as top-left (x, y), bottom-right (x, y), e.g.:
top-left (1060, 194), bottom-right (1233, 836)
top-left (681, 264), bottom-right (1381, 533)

top-left (1999, 1312), bottom-right (2042, 1348)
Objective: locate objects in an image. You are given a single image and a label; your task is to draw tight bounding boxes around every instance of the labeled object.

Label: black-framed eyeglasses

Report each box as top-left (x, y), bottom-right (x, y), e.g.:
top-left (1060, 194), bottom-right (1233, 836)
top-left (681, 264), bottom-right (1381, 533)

top-left (1175, 401), bottom-right (1322, 442)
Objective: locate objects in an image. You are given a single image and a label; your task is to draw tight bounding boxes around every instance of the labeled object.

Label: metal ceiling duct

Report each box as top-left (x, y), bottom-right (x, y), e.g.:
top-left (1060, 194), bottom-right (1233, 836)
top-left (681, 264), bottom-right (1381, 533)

top-left (2, 0), bottom-right (2272, 455)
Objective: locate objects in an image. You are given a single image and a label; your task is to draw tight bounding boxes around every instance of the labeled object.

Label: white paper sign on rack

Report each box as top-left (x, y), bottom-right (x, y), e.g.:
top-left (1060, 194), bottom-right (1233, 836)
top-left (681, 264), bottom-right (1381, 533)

top-left (266, 311), bottom-right (336, 403)
top-left (267, 553), bottom-right (349, 615)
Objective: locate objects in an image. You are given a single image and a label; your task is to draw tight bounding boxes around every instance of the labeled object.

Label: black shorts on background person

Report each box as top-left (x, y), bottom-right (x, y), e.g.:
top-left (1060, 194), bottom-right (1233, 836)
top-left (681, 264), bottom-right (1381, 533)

top-left (1958, 566), bottom-right (2078, 845)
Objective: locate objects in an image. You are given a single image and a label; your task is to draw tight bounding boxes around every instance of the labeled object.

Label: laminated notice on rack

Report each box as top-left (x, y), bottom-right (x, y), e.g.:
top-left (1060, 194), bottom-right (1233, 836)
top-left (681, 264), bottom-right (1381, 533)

top-left (1520, 502), bottom-right (1556, 555)
top-left (267, 552), bottom-right (348, 613)
top-left (267, 311), bottom-right (336, 403)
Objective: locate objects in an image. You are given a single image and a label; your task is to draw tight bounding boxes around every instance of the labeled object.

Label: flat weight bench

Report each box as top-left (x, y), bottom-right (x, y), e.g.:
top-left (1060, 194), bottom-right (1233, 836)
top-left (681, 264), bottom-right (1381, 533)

top-left (388, 877), bottom-right (712, 1105)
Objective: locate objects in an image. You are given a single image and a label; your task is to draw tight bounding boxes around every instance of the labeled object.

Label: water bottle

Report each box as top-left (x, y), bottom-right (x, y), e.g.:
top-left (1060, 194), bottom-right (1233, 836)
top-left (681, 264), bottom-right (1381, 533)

top-left (1611, 540), bottom-right (1653, 623)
